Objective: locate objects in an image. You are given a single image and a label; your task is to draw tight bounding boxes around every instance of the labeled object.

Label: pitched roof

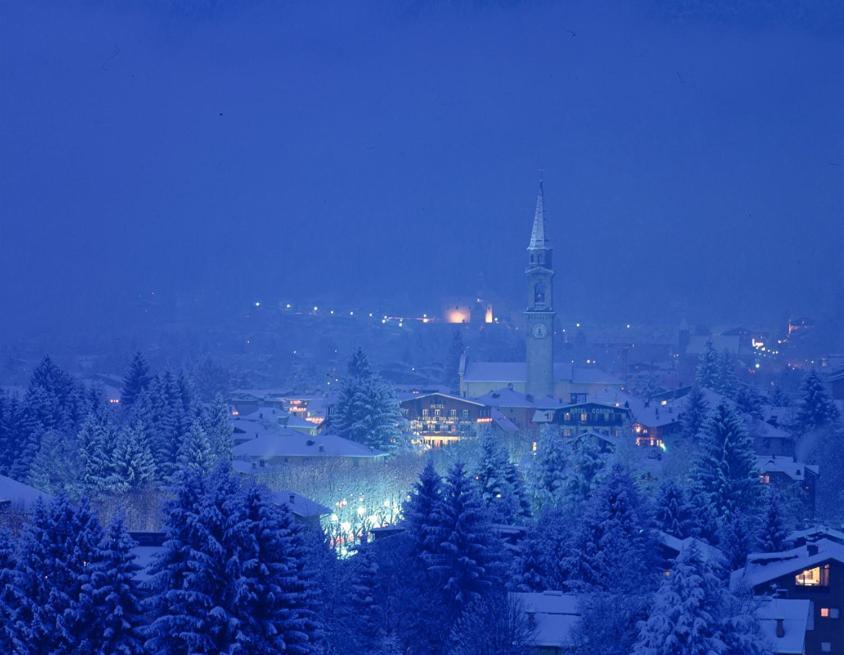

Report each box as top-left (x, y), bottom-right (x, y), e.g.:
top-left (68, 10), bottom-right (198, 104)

top-left (656, 530), bottom-right (726, 566)
top-left (233, 430), bottom-right (388, 459)
top-left (756, 598), bottom-right (812, 655)
top-left (0, 474), bottom-right (51, 507)
top-left (756, 456), bottom-right (818, 481)
top-left (510, 591), bottom-right (580, 649)
top-left (463, 361), bottom-right (622, 387)
top-left (730, 538), bottom-right (844, 591)
top-left (473, 386), bottom-right (561, 409)
top-left (268, 489), bottom-right (330, 518)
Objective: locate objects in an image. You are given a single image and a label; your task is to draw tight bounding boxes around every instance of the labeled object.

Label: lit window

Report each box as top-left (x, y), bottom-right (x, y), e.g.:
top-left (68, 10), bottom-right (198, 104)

top-left (821, 608), bottom-right (840, 619)
top-left (462, 409), bottom-right (469, 419)
top-left (795, 565), bottom-right (830, 587)
top-left (821, 643), bottom-right (831, 653)
top-left (580, 412), bottom-right (588, 423)
top-left (760, 474), bottom-right (770, 485)
top-left (531, 441), bottom-right (537, 452)
top-left (422, 409), bottom-right (429, 417)
top-left (821, 608), bottom-right (830, 618)
top-left (449, 409), bottom-right (457, 418)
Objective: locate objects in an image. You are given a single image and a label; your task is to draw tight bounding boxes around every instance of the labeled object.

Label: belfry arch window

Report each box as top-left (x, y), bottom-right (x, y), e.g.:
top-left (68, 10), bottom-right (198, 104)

top-left (534, 282), bottom-right (546, 304)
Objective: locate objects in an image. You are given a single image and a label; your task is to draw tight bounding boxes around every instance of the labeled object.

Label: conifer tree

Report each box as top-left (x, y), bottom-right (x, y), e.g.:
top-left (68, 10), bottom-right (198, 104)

top-left (696, 341), bottom-right (720, 390)
top-left (402, 458), bottom-right (442, 559)
top-left (758, 488), bottom-right (788, 553)
top-left (718, 514), bottom-right (756, 571)
top-left (176, 419), bottom-right (213, 477)
top-left (531, 424), bottom-right (567, 509)
top-left (474, 434), bottom-right (519, 523)
top-left (716, 351), bottom-right (737, 398)
top-left (120, 353), bottom-right (151, 409)
top-left (78, 415), bottom-right (118, 493)
top-left (28, 428), bottom-right (83, 496)
top-left (6, 496), bottom-right (105, 654)
top-left (345, 546), bottom-right (382, 652)
top-left (633, 543), bottom-right (726, 655)
top-left (680, 385), bottom-right (709, 441)
top-left (204, 393), bottom-right (233, 465)
top-left (503, 459), bottom-right (532, 521)
top-left (562, 435), bottom-right (606, 508)
top-left (332, 349), bottom-right (405, 452)
top-left (110, 424), bottom-right (156, 493)
top-left (428, 462), bottom-right (503, 609)
top-left (690, 401), bottom-right (761, 520)
top-left (569, 465), bottom-right (655, 593)
top-left (734, 384), bottom-right (764, 420)
top-left (796, 370), bottom-right (839, 432)
top-left (0, 529), bottom-right (15, 652)
top-left (87, 517), bottom-right (146, 655)
top-left (654, 479), bottom-right (695, 539)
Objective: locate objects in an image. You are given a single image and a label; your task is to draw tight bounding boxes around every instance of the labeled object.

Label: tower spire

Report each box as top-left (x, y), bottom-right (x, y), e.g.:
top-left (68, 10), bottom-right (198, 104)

top-left (528, 178), bottom-right (547, 250)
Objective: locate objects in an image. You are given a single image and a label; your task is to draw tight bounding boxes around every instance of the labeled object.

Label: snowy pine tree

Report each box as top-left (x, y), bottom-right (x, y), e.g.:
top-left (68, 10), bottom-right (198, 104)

top-left (716, 351), bottom-right (737, 398)
top-left (632, 543), bottom-right (726, 655)
top-left (403, 458), bottom-right (442, 559)
top-left (121, 352), bottom-right (152, 409)
top-left (176, 419), bottom-right (213, 477)
top-left (696, 341), bottom-right (720, 390)
top-left (569, 465), bottom-right (655, 593)
top-left (0, 529), bottom-right (15, 652)
top-left (474, 434), bottom-right (522, 523)
top-left (28, 428), bottom-right (83, 496)
top-left (758, 488), bottom-right (788, 553)
top-left (87, 517), bottom-right (146, 655)
top-left (345, 545), bottom-right (382, 652)
top-left (718, 513), bottom-right (756, 571)
top-left (79, 415), bottom-right (118, 493)
top-left (690, 401), bottom-right (762, 520)
top-left (680, 385), bottom-right (709, 441)
top-left (530, 424), bottom-right (568, 509)
top-left (562, 435), bottom-right (606, 508)
top-left (203, 393), bottom-right (233, 465)
top-left (796, 370), bottom-right (839, 432)
top-left (734, 383), bottom-right (764, 420)
top-left (109, 424), bottom-right (157, 493)
top-left (332, 349), bottom-right (405, 452)
top-left (428, 462), bottom-right (503, 609)
top-left (654, 479), bottom-right (695, 539)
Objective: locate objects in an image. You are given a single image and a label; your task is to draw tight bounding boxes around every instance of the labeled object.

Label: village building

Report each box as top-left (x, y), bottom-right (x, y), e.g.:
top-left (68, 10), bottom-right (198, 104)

top-left (731, 539), bottom-right (844, 655)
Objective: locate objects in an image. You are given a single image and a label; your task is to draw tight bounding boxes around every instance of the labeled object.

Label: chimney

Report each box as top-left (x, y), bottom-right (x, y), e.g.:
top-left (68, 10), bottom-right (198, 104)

top-left (775, 618), bottom-right (785, 638)
top-left (289, 493), bottom-right (295, 504)
top-left (807, 544), bottom-right (819, 556)
top-left (318, 445), bottom-right (325, 452)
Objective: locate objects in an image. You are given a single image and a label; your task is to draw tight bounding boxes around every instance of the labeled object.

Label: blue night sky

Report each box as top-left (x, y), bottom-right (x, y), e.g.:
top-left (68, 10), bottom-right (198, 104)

top-left (1, 0), bottom-right (843, 337)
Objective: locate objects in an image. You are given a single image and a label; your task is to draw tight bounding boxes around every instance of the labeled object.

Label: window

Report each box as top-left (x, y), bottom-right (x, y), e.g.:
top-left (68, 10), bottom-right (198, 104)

top-left (449, 409), bottom-right (457, 418)
top-left (462, 409), bottom-right (469, 419)
top-left (821, 608), bottom-right (830, 618)
top-left (760, 474), bottom-right (770, 485)
top-left (795, 565), bottom-right (830, 587)
top-left (821, 643), bottom-right (831, 653)
top-left (820, 608), bottom-right (840, 619)
top-left (580, 412), bottom-right (588, 423)
top-left (434, 409), bottom-right (441, 417)
top-left (422, 409), bottom-right (429, 417)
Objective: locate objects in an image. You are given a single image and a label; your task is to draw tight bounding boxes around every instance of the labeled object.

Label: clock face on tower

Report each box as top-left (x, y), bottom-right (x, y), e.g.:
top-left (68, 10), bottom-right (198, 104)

top-left (532, 323), bottom-right (548, 339)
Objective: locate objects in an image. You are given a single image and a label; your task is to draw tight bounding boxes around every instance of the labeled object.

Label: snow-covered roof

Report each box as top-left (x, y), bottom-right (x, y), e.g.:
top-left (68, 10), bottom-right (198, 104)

top-left (756, 456), bottom-right (818, 481)
top-left (756, 598), bottom-right (812, 655)
top-left (399, 392), bottom-right (485, 407)
top-left (233, 430), bottom-right (388, 460)
top-left (0, 474), bottom-right (51, 507)
top-left (787, 526), bottom-right (844, 547)
top-left (748, 419), bottom-right (792, 440)
top-left (268, 489), bottom-right (330, 518)
top-left (473, 387), bottom-right (561, 409)
top-left (490, 408), bottom-right (520, 433)
top-left (730, 539), bottom-right (844, 591)
top-left (463, 362), bottom-right (621, 387)
top-left (656, 530), bottom-right (726, 566)
top-left (510, 591), bottom-right (581, 649)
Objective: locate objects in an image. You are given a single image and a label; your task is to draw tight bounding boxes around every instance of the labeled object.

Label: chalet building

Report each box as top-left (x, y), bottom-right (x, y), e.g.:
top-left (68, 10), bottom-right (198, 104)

top-left (757, 455), bottom-right (819, 517)
top-left (509, 591), bottom-right (581, 654)
top-left (756, 598), bottom-right (814, 655)
top-left (731, 539), bottom-right (844, 655)
top-left (751, 420), bottom-right (796, 458)
top-left (399, 392), bottom-right (492, 447)
top-left (788, 527), bottom-right (844, 549)
top-left (538, 401), bottom-right (631, 439)
top-left (231, 428), bottom-right (388, 468)
top-left (473, 387), bottom-right (562, 433)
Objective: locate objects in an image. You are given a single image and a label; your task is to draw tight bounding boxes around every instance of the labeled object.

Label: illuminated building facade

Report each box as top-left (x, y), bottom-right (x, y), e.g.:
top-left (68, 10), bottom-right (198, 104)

top-left (399, 392), bottom-right (491, 447)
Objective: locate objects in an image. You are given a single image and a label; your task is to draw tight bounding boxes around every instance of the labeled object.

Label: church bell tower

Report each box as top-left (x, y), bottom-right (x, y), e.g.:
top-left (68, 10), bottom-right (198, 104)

top-left (525, 181), bottom-right (555, 399)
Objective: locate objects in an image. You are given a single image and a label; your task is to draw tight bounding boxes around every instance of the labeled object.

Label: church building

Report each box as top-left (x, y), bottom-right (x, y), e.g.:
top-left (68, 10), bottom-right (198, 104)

top-left (460, 183), bottom-right (622, 403)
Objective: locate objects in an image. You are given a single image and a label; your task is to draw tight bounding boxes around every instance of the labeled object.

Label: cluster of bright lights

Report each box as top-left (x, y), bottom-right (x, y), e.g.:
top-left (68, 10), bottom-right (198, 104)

top-left (323, 494), bottom-right (404, 556)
